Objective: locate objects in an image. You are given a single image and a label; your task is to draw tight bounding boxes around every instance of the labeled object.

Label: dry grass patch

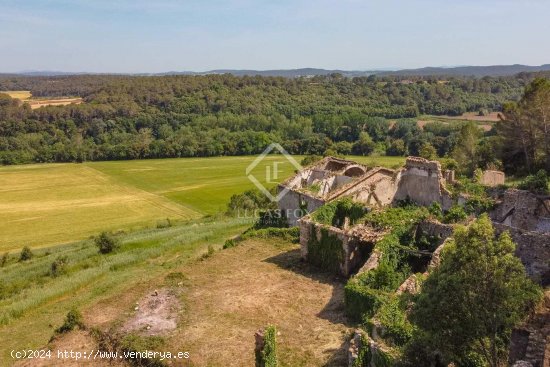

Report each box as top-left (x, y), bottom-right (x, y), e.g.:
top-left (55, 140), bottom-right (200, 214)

top-left (169, 239), bottom-right (351, 366)
top-left (2, 91), bottom-right (32, 100)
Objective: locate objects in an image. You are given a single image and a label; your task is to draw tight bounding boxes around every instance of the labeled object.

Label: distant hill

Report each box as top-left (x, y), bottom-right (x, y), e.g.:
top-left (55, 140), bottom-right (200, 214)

top-left (378, 64), bottom-right (550, 77)
top-left (6, 64), bottom-right (550, 78)
top-left (156, 68), bottom-right (375, 77)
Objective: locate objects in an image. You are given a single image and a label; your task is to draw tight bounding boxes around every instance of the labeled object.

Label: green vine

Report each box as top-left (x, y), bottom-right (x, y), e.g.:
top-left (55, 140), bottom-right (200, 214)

top-left (307, 227), bottom-right (344, 274)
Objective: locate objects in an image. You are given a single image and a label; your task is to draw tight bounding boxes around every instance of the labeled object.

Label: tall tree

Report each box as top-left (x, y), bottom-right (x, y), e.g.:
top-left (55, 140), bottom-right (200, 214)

top-left (498, 78), bottom-right (550, 173)
top-left (411, 215), bottom-right (541, 367)
top-left (452, 122), bottom-right (483, 175)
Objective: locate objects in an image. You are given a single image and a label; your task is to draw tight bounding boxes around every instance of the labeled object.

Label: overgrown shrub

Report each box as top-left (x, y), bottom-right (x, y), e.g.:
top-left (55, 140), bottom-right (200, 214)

top-left (119, 334), bottom-right (166, 367)
top-left (226, 189), bottom-right (274, 215)
top-left (95, 232), bottom-right (119, 254)
top-left (428, 202), bottom-right (443, 220)
top-left (260, 325), bottom-right (278, 367)
top-left (372, 297), bottom-right (414, 346)
top-left (300, 155), bottom-right (322, 167)
top-left (360, 261), bottom-right (405, 292)
top-left (518, 169), bottom-right (549, 194)
top-left (443, 205), bottom-right (467, 223)
top-left (55, 308), bottom-right (84, 334)
top-left (19, 246), bottom-right (33, 262)
top-left (345, 279), bottom-right (389, 320)
top-left (223, 238), bottom-right (237, 249)
top-left (156, 218), bottom-right (172, 229)
top-left (311, 198), bottom-right (367, 228)
top-left (50, 256), bottom-right (69, 277)
top-left (457, 351), bottom-right (485, 367)
top-left (464, 196), bottom-right (495, 215)
top-left (353, 332), bottom-right (371, 367)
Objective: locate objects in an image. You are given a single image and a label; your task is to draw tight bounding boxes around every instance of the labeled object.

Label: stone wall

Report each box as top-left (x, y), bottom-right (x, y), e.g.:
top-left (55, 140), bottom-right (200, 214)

top-left (491, 189), bottom-right (550, 232)
top-left (278, 187), bottom-right (325, 226)
top-left (332, 168), bottom-right (397, 208)
top-left (481, 170), bottom-right (505, 187)
top-left (393, 157), bottom-right (453, 210)
top-left (509, 291), bottom-right (550, 367)
top-left (493, 223), bottom-right (550, 285)
top-left (298, 216), bottom-right (376, 277)
top-left (418, 219), bottom-right (454, 241)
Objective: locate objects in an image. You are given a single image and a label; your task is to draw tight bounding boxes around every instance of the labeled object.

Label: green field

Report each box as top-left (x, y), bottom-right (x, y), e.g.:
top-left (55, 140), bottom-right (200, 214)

top-left (0, 155), bottom-right (405, 252)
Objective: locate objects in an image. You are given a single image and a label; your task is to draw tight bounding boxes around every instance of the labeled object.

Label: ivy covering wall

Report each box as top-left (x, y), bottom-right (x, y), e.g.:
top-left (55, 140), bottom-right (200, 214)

top-left (307, 227), bottom-right (344, 274)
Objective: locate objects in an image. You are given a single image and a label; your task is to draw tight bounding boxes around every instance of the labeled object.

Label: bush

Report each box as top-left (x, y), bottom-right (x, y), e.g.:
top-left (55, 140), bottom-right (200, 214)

top-left (518, 169), bottom-right (549, 194)
top-left (311, 198), bottom-right (367, 228)
top-left (19, 246), bottom-right (33, 262)
top-left (257, 325), bottom-right (278, 367)
top-left (226, 189), bottom-right (274, 215)
top-left (443, 205), bottom-right (467, 223)
top-left (55, 308), bottom-right (84, 334)
top-left (457, 351), bottom-right (485, 367)
top-left (464, 196), bottom-right (495, 215)
top-left (95, 232), bottom-right (119, 254)
top-left (300, 155), bottom-right (322, 167)
top-left (360, 261), bottom-right (404, 292)
top-left (119, 334), bottom-right (166, 367)
top-left (156, 218), bottom-right (172, 229)
top-left (50, 256), bottom-right (69, 277)
top-left (373, 297), bottom-right (414, 346)
top-left (241, 227), bottom-right (299, 243)
top-left (428, 202), bottom-right (443, 220)
top-left (345, 278), bottom-right (389, 320)
top-left (223, 238), bottom-right (237, 249)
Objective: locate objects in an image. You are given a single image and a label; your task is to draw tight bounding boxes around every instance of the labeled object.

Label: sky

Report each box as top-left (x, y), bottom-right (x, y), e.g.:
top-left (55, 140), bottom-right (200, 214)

top-left (0, 0), bottom-right (549, 73)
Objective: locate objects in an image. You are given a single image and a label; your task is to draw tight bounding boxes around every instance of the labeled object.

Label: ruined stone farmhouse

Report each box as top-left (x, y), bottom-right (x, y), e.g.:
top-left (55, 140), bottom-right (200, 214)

top-left (277, 156), bottom-right (550, 367)
top-left (278, 156), bottom-right (454, 226)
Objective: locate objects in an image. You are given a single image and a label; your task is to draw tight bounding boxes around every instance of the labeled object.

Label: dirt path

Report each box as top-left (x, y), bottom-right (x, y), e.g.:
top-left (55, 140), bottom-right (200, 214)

top-left (170, 239), bottom-right (351, 367)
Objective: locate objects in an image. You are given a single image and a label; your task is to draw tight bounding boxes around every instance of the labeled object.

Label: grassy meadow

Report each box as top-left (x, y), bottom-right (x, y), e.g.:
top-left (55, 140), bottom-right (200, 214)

top-left (0, 217), bottom-right (250, 365)
top-left (0, 155), bottom-right (404, 252)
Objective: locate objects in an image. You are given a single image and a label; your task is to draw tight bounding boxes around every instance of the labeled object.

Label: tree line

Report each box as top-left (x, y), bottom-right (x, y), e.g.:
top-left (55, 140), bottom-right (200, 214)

top-left (0, 72), bottom-right (548, 175)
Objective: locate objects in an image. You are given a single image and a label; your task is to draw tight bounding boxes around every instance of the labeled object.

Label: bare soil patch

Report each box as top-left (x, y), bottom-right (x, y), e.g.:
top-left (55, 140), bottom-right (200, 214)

top-left (121, 288), bottom-right (180, 336)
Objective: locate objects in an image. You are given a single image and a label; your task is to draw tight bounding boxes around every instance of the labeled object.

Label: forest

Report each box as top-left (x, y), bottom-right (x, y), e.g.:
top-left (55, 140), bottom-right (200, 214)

top-left (0, 72), bottom-right (549, 175)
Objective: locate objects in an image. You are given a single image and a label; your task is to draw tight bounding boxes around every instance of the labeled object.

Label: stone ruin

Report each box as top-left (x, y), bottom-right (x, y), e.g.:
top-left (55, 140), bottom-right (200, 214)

top-left (278, 156), bottom-right (550, 367)
top-left (480, 169), bottom-right (506, 187)
top-left (278, 156), bottom-right (454, 226)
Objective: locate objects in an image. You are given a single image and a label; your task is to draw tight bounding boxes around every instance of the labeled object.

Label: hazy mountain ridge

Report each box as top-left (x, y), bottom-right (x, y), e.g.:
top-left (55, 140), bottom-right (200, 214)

top-left (5, 64), bottom-right (550, 77)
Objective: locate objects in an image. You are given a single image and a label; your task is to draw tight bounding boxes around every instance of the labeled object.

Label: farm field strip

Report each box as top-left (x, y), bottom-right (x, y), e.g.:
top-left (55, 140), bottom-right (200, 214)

top-left (0, 164), bottom-right (200, 251)
top-left (0, 155), bottom-right (405, 251)
top-left (1, 90), bottom-right (83, 109)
